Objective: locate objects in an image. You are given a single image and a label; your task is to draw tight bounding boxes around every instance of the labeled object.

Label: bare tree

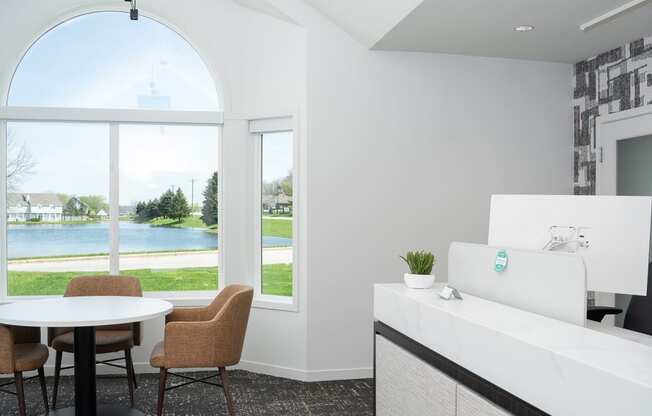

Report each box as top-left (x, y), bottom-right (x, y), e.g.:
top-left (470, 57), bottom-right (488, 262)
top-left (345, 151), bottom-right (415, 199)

top-left (6, 130), bottom-right (36, 192)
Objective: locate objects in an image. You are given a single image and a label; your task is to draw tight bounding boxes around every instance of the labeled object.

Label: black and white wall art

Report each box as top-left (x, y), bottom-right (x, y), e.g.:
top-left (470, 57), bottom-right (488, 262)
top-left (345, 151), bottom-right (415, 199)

top-left (573, 36), bottom-right (652, 195)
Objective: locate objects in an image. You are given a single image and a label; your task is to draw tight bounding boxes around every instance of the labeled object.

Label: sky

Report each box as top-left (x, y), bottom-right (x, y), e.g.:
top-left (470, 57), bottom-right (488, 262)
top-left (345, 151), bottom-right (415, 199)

top-left (7, 12), bottom-right (292, 205)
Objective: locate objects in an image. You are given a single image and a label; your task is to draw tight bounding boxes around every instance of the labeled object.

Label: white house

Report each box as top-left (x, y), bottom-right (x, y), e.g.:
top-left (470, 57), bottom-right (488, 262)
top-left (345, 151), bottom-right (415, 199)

top-left (6, 193), bottom-right (64, 222)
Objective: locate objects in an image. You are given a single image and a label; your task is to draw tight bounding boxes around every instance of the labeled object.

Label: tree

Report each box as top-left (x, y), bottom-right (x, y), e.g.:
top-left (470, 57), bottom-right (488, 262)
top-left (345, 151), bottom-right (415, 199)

top-left (145, 199), bottom-right (161, 220)
top-left (170, 188), bottom-right (190, 222)
top-left (201, 172), bottom-right (218, 226)
top-left (79, 195), bottom-right (109, 216)
top-left (159, 189), bottom-right (175, 218)
top-left (64, 197), bottom-right (87, 216)
top-left (135, 201), bottom-right (145, 218)
top-left (6, 131), bottom-right (36, 192)
top-left (280, 171), bottom-right (293, 197)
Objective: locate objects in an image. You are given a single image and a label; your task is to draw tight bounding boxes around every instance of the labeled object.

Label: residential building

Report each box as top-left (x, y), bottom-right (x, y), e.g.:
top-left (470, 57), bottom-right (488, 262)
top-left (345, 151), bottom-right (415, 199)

top-left (6, 193), bottom-right (64, 222)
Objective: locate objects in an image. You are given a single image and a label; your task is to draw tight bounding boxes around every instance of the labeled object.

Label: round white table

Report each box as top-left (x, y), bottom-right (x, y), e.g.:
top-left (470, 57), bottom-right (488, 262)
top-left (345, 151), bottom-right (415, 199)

top-left (0, 296), bottom-right (173, 416)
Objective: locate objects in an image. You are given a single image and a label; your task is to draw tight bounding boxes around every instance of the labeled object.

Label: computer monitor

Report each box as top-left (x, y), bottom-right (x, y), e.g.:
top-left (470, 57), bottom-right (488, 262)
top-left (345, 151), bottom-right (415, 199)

top-left (488, 195), bottom-right (652, 296)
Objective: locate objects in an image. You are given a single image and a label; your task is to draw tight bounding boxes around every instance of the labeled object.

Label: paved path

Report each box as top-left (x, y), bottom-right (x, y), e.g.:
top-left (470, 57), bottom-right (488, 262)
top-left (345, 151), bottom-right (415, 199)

top-left (8, 248), bottom-right (293, 273)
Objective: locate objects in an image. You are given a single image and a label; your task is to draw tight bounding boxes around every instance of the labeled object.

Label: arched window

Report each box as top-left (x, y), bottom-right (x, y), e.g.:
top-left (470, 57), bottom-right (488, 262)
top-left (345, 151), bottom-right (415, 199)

top-left (3, 12), bottom-right (222, 297)
top-left (9, 12), bottom-right (220, 110)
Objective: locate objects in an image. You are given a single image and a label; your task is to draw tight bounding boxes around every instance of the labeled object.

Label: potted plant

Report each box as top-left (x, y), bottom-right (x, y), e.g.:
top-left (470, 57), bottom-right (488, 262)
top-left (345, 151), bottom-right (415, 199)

top-left (400, 250), bottom-right (436, 289)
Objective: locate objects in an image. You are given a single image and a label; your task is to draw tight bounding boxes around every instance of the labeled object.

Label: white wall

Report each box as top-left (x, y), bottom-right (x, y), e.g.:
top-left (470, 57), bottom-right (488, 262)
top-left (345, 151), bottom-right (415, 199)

top-left (271, 0), bottom-right (573, 374)
top-left (1, 0), bottom-right (574, 382)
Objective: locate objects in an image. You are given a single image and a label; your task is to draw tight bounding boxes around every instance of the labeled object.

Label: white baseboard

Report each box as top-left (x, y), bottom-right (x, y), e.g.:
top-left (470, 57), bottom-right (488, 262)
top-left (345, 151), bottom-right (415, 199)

top-left (30, 361), bottom-right (373, 383)
top-left (235, 359), bottom-right (372, 382)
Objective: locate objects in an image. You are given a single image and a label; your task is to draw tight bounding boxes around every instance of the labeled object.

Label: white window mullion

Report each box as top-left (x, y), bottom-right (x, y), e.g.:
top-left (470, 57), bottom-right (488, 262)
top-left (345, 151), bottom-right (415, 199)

top-left (249, 116), bottom-right (293, 134)
top-left (0, 121), bottom-right (7, 298)
top-left (253, 133), bottom-right (263, 297)
top-left (109, 123), bottom-right (120, 275)
top-left (217, 125), bottom-right (225, 290)
top-left (0, 106), bottom-right (223, 126)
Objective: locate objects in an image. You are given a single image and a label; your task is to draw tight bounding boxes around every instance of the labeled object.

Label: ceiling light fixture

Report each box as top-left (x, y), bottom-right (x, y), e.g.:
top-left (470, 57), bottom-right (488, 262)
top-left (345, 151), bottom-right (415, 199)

top-left (124, 0), bottom-right (138, 20)
top-left (514, 25), bottom-right (534, 32)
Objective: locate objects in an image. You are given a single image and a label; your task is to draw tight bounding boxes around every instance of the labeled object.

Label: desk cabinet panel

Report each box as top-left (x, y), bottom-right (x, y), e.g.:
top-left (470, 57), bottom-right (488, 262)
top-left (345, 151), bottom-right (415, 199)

top-left (376, 334), bottom-right (456, 416)
top-left (457, 385), bottom-right (514, 416)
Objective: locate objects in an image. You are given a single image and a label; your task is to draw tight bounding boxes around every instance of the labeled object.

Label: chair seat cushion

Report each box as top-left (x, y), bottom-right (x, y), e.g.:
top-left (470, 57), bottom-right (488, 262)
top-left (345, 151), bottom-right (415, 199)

top-left (14, 343), bottom-right (49, 372)
top-left (52, 330), bottom-right (134, 354)
top-left (150, 341), bottom-right (165, 368)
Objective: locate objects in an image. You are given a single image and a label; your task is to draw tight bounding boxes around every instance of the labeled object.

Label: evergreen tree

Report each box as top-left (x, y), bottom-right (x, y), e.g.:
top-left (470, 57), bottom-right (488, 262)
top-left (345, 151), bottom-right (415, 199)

top-left (171, 188), bottom-right (191, 222)
top-left (159, 189), bottom-right (175, 218)
top-left (145, 199), bottom-right (161, 220)
top-left (201, 172), bottom-right (218, 226)
top-left (135, 201), bottom-right (145, 218)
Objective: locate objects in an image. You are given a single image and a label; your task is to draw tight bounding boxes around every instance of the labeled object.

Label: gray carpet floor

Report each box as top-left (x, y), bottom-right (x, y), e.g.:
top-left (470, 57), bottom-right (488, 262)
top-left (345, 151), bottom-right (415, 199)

top-left (0, 370), bottom-right (374, 415)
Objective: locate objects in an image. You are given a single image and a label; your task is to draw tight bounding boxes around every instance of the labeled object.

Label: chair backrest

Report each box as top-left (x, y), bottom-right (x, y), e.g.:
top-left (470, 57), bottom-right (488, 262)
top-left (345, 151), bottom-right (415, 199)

top-left (65, 275), bottom-right (143, 344)
top-left (210, 285), bottom-right (254, 366)
top-left (65, 275), bottom-right (143, 297)
top-left (0, 325), bottom-right (13, 374)
top-left (0, 325), bottom-right (41, 373)
top-left (624, 263), bottom-right (652, 335)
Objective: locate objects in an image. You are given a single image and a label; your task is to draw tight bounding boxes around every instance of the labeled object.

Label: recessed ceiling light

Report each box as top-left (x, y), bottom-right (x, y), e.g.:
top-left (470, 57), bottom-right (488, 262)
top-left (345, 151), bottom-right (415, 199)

top-left (514, 25), bottom-right (534, 32)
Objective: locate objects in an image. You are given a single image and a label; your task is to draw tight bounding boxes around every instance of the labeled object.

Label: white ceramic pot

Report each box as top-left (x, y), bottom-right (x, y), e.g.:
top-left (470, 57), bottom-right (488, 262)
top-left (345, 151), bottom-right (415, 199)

top-left (403, 273), bottom-right (435, 289)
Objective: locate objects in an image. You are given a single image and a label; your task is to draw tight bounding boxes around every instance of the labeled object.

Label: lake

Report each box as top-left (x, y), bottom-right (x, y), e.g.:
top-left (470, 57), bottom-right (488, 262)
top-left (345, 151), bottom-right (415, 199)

top-left (7, 221), bottom-right (292, 259)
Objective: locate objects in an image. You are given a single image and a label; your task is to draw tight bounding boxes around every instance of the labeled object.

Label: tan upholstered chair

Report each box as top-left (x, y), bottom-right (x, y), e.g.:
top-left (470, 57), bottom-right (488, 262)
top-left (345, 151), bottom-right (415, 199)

top-left (48, 275), bottom-right (143, 408)
top-left (0, 325), bottom-right (49, 416)
top-left (150, 284), bottom-right (254, 416)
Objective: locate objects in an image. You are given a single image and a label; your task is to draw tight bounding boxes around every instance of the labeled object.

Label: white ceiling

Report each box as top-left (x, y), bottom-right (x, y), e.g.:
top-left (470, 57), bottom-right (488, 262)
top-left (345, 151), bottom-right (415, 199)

top-left (305, 0), bottom-right (652, 63)
top-left (303, 0), bottom-right (423, 48)
top-left (234, 0), bottom-right (298, 25)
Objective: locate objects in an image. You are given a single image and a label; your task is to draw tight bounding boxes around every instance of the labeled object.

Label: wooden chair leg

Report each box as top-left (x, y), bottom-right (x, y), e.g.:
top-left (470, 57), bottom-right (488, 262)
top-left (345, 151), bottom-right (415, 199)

top-left (219, 367), bottom-right (236, 416)
top-left (14, 371), bottom-right (26, 416)
top-left (38, 367), bottom-right (50, 414)
top-left (52, 350), bottom-right (62, 409)
top-left (157, 368), bottom-right (167, 416)
top-left (125, 349), bottom-right (135, 407)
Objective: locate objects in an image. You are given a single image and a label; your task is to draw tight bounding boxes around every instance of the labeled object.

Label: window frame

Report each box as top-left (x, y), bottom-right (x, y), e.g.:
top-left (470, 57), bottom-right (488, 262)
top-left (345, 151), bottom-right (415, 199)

top-left (0, 106), bottom-right (224, 301)
top-left (251, 116), bottom-right (299, 312)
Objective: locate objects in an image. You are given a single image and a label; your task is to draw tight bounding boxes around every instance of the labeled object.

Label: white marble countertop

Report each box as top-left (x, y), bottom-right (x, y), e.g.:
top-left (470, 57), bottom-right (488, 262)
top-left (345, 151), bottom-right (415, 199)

top-left (374, 283), bottom-right (652, 416)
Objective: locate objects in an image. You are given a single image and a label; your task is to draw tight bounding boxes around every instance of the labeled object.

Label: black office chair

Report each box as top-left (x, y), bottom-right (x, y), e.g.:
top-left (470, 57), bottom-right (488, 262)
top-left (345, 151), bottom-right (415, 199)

top-left (623, 262), bottom-right (652, 335)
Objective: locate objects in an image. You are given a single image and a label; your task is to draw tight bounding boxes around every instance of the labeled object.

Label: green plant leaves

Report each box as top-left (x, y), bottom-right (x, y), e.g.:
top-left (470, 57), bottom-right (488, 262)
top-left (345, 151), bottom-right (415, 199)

top-left (400, 250), bottom-right (435, 275)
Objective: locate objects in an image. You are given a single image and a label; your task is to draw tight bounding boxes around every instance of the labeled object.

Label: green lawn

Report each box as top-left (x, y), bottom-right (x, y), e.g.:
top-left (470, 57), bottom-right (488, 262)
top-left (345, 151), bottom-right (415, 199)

top-left (146, 216), bottom-right (291, 239)
top-left (261, 263), bottom-right (293, 295)
top-left (148, 216), bottom-right (215, 229)
top-left (262, 217), bottom-right (292, 239)
top-left (8, 264), bottom-right (292, 297)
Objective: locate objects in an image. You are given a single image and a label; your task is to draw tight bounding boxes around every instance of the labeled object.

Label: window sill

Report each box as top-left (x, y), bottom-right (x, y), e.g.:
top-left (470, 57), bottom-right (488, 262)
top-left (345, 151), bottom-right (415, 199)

top-left (253, 294), bottom-right (298, 312)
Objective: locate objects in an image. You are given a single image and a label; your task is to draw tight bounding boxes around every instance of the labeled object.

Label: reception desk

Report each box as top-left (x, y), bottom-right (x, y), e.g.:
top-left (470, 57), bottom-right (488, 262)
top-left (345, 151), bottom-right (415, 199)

top-left (374, 283), bottom-right (652, 416)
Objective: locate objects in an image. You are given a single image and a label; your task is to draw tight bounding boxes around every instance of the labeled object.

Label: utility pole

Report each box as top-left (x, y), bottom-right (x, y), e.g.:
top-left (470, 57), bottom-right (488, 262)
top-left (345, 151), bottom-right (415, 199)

top-left (190, 178), bottom-right (195, 212)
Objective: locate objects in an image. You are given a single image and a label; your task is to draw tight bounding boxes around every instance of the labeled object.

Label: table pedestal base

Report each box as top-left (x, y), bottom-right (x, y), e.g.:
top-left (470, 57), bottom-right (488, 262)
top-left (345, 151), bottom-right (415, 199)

top-left (48, 406), bottom-right (144, 416)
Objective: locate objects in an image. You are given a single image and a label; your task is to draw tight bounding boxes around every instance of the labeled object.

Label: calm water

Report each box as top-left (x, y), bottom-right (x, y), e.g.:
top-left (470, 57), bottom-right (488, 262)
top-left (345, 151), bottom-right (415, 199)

top-left (7, 221), bottom-right (292, 259)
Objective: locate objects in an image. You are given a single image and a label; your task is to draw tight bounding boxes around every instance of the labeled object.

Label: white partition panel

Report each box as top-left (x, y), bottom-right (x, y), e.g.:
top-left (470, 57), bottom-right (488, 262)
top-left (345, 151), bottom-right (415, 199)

top-left (448, 242), bottom-right (587, 326)
top-left (488, 195), bottom-right (651, 296)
